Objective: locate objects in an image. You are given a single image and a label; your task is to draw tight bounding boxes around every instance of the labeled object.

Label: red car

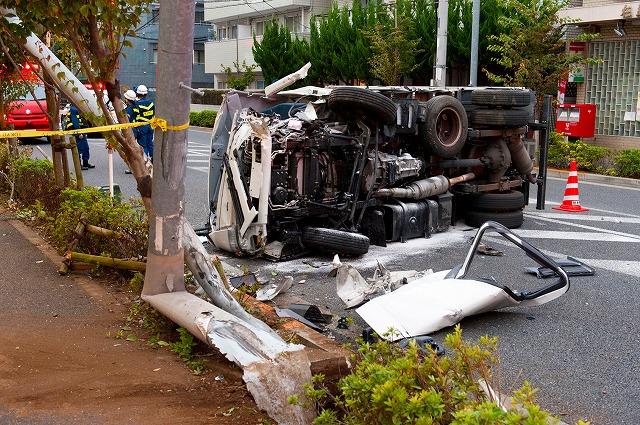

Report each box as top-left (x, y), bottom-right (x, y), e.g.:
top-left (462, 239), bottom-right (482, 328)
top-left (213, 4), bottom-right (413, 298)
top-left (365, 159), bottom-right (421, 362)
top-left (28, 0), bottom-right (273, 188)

top-left (6, 85), bottom-right (50, 131)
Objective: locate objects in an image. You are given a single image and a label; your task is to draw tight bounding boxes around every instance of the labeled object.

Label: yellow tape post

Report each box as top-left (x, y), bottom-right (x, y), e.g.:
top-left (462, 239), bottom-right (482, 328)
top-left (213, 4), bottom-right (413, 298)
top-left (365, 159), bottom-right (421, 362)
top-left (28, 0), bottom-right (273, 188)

top-left (0, 117), bottom-right (190, 140)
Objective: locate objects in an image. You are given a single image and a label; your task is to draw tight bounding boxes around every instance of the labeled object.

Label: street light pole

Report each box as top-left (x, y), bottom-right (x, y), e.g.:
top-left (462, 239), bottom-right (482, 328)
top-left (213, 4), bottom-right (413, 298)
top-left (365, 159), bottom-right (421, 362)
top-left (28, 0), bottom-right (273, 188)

top-left (434, 0), bottom-right (449, 87)
top-left (143, 0), bottom-right (195, 295)
top-left (469, 0), bottom-right (480, 86)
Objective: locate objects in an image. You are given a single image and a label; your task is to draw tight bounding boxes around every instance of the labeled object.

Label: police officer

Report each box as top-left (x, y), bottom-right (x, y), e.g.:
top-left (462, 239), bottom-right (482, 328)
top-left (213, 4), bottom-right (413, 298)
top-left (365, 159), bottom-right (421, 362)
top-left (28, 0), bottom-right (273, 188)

top-left (66, 104), bottom-right (94, 170)
top-left (123, 89), bottom-right (139, 175)
top-left (134, 85), bottom-right (155, 162)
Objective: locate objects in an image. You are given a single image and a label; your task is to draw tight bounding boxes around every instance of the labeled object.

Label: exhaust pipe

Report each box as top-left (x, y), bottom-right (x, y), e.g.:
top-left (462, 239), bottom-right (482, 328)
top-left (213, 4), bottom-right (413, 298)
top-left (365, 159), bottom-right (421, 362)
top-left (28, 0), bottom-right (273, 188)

top-left (374, 173), bottom-right (475, 199)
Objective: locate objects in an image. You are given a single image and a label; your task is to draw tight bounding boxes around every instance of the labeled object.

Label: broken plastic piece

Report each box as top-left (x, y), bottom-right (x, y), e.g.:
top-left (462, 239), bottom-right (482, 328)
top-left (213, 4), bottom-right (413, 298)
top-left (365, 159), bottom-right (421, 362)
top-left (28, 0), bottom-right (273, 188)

top-left (287, 303), bottom-right (332, 324)
top-left (397, 336), bottom-right (445, 356)
top-left (357, 221), bottom-right (570, 341)
top-left (477, 243), bottom-right (504, 256)
top-left (228, 273), bottom-right (258, 289)
top-left (337, 317), bottom-right (350, 329)
top-left (275, 307), bottom-right (325, 332)
top-left (264, 62), bottom-right (311, 96)
top-left (525, 256), bottom-right (595, 279)
top-left (256, 276), bottom-right (294, 301)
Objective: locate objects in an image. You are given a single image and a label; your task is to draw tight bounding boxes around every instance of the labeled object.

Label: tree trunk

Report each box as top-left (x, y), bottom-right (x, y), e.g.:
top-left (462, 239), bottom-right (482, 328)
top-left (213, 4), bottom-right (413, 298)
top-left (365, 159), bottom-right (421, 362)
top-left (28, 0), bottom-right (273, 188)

top-left (42, 72), bottom-right (66, 187)
top-left (142, 0), bottom-right (195, 296)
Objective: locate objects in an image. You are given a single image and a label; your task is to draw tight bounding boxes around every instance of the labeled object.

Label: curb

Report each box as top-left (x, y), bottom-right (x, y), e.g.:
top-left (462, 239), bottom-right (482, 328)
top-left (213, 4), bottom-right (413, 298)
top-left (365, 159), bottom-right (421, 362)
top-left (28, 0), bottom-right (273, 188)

top-left (537, 167), bottom-right (640, 189)
top-left (188, 125), bottom-right (213, 132)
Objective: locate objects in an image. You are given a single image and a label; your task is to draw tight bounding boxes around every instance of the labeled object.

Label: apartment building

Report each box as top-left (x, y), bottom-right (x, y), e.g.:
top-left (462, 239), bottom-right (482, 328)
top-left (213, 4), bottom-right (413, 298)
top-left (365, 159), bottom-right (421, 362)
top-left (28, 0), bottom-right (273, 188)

top-left (118, 2), bottom-right (214, 95)
top-left (204, 0), bottom-right (343, 89)
top-left (559, 0), bottom-right (640, 150)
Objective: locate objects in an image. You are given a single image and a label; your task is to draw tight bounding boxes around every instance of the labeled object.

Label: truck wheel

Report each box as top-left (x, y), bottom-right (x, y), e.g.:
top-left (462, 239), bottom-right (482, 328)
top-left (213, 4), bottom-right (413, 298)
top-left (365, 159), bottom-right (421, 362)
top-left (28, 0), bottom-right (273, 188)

top-left (469, 190), bottom-right (525, 212)
top-left (301, 227), bottom-right (370, 256)
top-left (420, 95), bottom-right (468, 157)
top-left (471, 89), bottom-right (532, 108)
top-left (328, 87), bottom-right (397, 125)
top-left (465, 209), bottom-right (524, 229)
top-left (471, 108), bottom-right (530, 128)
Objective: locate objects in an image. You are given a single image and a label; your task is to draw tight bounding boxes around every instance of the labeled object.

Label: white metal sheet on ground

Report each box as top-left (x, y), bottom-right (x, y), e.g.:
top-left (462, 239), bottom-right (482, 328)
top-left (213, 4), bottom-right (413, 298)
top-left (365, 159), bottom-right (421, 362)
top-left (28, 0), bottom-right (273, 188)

top-left (356, 270), bottom-right (519, 341)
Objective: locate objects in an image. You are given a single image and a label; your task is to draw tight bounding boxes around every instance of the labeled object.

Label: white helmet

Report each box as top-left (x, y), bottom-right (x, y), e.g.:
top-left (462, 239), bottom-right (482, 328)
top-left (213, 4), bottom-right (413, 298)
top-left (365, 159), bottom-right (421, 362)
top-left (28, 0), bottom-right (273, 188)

top-left (124, 89), bottom-right (137, 101)
top-left (136, 84), bottom-right (148, 95)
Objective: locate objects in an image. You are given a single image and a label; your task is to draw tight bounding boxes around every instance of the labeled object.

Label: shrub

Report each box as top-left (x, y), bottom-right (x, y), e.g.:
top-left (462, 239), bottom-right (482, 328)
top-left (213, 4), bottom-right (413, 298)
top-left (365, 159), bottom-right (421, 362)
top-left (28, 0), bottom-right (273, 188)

top-left (547, 134), bottom-right (609, 172)
top-left (191, 89), bottom-right (226, 105)
top-left (189, 110), bottom-right (217, 128)
top-left (297, 326), bottom-right (589, 425)
top-left (48, 187), bottom-right (148, 258)
top-left (11, 155), bottom-right (58, 206)
top-left (614, 149), bottom-right (640, 178)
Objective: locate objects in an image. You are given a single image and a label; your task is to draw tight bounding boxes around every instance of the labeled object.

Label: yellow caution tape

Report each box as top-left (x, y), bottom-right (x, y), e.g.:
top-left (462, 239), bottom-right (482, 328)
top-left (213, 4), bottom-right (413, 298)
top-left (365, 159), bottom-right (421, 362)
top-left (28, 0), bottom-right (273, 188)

top-left (149, 117), bottom-right (190, 132)
top-left (0, 117), bottom-right (190, 140)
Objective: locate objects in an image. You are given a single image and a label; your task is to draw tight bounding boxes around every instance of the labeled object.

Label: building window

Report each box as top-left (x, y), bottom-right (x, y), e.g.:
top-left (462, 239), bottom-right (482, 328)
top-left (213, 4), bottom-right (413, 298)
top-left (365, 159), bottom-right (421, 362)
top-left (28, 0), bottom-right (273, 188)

top-left (286, 15), bottom-right (300, 33)
top-left (217, 81), bottom-right (227, 89)
top-left (254, 21), bottom-right (264, 36)
top-left (230, 25), bottom-right (238, 39)
top-left (193, 48), bottom-right (205, 64)
top-left (217, 27), bottom-right (227, 40)
top-left (150, 44), bottom-right (158, 63)
top-left (256, 80), bottom-right (265, 90)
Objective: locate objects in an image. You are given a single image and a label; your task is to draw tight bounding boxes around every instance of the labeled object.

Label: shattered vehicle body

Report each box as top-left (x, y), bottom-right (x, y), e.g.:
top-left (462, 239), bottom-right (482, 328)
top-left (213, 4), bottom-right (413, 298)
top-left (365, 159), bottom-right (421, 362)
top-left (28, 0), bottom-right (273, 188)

top-left (207, 86), bottom-right (537, 259)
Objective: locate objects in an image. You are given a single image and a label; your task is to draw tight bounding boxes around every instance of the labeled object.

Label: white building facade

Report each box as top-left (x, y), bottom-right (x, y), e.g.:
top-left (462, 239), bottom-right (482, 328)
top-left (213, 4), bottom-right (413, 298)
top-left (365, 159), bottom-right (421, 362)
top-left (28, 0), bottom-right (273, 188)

top-left (204, 0), bottom-right (344, 89)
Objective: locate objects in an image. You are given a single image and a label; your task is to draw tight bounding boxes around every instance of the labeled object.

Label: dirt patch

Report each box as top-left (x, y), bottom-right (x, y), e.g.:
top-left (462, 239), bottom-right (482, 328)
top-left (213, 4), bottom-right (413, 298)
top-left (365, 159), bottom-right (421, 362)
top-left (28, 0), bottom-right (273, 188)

top-left (0, 218), bottom-right (270, 425)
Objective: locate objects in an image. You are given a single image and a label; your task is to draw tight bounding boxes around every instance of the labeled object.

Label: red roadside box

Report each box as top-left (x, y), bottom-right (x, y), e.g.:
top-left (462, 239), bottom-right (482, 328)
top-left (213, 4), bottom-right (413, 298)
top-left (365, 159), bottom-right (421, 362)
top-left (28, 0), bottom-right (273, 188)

top-left (555, 103), bottom-right (596, 138)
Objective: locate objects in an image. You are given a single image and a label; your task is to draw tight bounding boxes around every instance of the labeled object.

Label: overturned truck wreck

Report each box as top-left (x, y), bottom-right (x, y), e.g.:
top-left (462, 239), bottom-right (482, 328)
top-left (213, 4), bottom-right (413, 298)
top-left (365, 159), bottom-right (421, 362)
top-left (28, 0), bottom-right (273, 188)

top-left (207, 86), bottom-right (537, 259)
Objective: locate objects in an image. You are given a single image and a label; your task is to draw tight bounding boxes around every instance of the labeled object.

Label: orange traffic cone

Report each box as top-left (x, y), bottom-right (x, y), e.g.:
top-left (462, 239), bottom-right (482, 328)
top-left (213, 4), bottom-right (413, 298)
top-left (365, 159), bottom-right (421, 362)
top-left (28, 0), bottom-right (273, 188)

top-left (553, 160), bottom-right (589, 212)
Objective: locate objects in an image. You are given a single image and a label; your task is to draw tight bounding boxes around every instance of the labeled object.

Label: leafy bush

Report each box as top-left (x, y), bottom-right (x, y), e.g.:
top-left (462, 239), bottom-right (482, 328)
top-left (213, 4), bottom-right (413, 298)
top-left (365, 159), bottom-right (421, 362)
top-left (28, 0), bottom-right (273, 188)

top-left (189, 110), bottom-right (217, 127)
top-left (613, 149), bottom-right (640, 178)
top-left (48, 187), bottom-right (148, 258)
top-left (296, 326), bottom-right (588, 425)
top-left (191, 89), bottom-right (226, 105)
top-left (11, 155), bottom-right (59, 206)
top-left (547, 134), bottom-right (609, 172)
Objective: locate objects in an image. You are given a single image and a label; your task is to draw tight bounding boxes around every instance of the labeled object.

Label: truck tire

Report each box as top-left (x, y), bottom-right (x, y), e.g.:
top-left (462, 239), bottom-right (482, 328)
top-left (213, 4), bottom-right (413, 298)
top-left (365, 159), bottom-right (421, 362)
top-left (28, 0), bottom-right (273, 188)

top-left (328, 87), bottom-right (397, 125)
top-left (465, 209), bottom-right (524, 229)
top-left (301, 227), bottom-right (370, 256)
top-left (469, 190), bottom-right (525, 212)
top-left (471, 89), bottom-right (531, 108)
top-left (471, 108), bottom-right (530, 128)
top-left (420, 95), bottom-right (468, 157)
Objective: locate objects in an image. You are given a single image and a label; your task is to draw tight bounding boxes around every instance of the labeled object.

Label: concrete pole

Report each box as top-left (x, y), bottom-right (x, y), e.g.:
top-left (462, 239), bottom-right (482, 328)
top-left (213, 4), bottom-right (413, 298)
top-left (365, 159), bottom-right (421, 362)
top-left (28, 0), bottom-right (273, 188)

top-left (142, 0), bottom-right (195, 295)
top-left (470, 0), bottom-right (480, 86)
top-left (434, 0), bottom-right (449, 87)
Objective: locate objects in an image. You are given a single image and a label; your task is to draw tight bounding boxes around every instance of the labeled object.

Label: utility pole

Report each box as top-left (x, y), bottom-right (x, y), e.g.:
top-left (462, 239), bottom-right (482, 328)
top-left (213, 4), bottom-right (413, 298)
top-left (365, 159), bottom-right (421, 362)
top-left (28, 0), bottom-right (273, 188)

top-left (433, 0), bottom-right (449, 87)
top-left (143, 0), bottom-right (195, 295)
top-left (469, 0), bottom-right (480, 86)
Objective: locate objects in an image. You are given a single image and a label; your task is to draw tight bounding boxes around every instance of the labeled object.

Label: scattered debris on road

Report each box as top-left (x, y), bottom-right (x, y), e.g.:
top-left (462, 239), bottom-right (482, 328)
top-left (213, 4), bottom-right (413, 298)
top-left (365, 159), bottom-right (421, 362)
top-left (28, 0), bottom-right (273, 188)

top-left (256, 276), bottom-right (294, 301)
top-left (356, 222), bottom-right (571, 340)
top-left (525, 256), bottom-right (595, 278)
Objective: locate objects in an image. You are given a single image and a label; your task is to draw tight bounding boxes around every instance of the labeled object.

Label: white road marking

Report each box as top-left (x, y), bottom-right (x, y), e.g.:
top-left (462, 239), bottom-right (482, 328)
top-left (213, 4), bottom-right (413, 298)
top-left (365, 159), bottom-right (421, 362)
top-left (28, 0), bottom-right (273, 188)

top-left (546, 176), bottom-right (640, 191)
top-left (528, 199), bottom-right (640, 218)
top-left (523, 213), bottom-right (640, 240)
top-left (186, 159), bottom-right (210, 163)
top-left (512, 230), bottom-right (640, 243)
top-left (525, 212), bottom-right (640, 225)
top-left (485, 236), bottom-right (640, 279)
top-left (187, 166), bottom-right (208, 173)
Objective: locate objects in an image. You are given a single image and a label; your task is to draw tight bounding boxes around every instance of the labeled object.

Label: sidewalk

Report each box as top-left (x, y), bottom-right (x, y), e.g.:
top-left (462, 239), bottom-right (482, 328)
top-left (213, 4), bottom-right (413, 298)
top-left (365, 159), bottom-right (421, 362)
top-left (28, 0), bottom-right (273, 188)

top-left (537, 167), bottom-right (640, 189)
top-left (0, 217), bottom-right (264, 424)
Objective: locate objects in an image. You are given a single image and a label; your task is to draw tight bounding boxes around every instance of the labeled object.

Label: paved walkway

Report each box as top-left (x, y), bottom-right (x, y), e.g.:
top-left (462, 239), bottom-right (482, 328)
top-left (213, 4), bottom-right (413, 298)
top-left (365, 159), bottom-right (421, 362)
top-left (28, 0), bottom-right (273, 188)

top-left (0, 218), bottom-right (262, 425)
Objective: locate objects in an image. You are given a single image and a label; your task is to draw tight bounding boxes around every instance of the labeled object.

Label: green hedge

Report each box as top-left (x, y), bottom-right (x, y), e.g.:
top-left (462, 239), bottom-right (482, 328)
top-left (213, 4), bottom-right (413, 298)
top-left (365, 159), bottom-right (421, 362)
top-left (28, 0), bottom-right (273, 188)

top-left (614, 149), bottom-right (640, 178)
top-left (189, 110), bottom-right (217, 128)
top-left (191, 89), bottom-right (226, 105)
top-left (547, 134), bottom-right (609, 172)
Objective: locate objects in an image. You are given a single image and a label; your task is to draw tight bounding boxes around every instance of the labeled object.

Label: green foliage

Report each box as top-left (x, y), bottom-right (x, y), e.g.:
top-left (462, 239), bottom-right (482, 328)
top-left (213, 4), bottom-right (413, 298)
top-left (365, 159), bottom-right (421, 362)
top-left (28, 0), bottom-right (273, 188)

top-left (128, 271), bottom-right (144, 294)
top-left (298, 326), bottom-right (587, 425)
top-left (191, 89), bottom-right (226, 105)
top-left (365, 16), bottom-right (421, 85)
top-left (613, 149), bottom-right (640, 178)
top-left (252, 20), bottom-right (310, 85)
top-left (486, 0), bottom-right (598, 104)
top-left (11, 155), bottom-right (57, 205)
top-left (189, 110), bottom-right (217, 128)
top-left (547, 134), bottom-right (609, 172)
top-left (222, 60), bottom-right (257, 90)
top-left (49, 187), bottom-right (148, 258)
top-left (171, 327), bottom-right (205, 375)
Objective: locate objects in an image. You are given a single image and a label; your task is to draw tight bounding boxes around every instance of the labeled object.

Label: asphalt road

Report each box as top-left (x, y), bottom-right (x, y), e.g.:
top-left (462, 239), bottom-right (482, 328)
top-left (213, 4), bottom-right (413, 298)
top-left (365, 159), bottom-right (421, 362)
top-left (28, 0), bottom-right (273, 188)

top-left (28, 134), bottom-right (640, 424)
